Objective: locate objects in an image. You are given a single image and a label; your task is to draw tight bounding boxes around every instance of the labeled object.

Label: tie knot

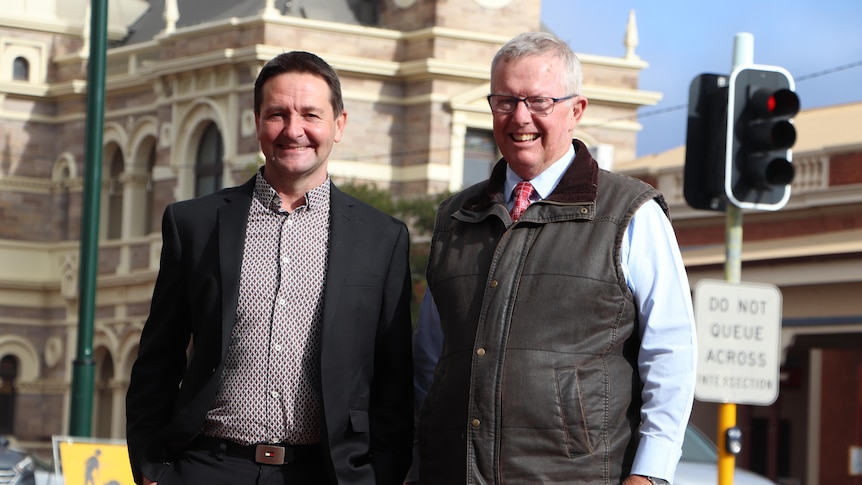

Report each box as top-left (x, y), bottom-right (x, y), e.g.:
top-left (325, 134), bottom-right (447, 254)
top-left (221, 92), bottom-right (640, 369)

top-left (514, 180), bottom-right (532, 193)
top-left (510, 181), bottom-right (534, 221)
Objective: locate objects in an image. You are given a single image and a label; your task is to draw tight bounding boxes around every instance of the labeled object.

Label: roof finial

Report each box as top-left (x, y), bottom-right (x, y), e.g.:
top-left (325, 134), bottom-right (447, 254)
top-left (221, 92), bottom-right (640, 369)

top-left (262, 0), bottom-right (280, 17)
top-left (163, 0), bottom-right (179, 35)
top-left (624, 9), bottom-right (640, 60)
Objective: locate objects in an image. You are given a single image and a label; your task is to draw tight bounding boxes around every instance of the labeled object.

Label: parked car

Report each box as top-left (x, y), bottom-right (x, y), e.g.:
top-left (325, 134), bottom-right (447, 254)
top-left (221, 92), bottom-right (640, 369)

top-left (0, 437), bottom-right (35, 485)
top-left (32, 455), bottom-right (59, 485)
top-left (676, 424), bottom-right (776, 484)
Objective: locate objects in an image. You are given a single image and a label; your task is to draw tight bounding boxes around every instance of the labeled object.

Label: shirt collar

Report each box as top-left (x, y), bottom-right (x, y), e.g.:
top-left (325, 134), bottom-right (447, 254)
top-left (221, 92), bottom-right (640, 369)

top-left (253, 168), bottom-right (331, 213)
top-left (505, 144), bottom-right (576, 203)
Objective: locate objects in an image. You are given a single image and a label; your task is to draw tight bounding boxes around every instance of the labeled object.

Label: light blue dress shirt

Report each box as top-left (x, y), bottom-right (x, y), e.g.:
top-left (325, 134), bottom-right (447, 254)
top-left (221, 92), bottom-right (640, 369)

top-left (413, 146), bottom-right (697, 481)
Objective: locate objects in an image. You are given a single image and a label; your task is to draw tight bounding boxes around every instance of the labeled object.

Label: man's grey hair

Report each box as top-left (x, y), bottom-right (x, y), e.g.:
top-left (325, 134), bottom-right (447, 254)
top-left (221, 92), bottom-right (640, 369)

top-left (491, 31), bottom-right (582, 96)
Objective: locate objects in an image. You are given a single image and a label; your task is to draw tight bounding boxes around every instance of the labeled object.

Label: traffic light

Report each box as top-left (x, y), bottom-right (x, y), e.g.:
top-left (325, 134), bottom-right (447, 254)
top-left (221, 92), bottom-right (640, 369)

top-left (684, 73), bottom-right (729, 211)
top-left (725, 65), bottom-right (799, 210)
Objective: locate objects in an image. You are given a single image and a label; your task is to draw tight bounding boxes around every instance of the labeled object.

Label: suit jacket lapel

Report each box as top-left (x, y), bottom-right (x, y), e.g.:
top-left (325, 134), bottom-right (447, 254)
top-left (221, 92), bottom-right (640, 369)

top-left (321, 185), bottom-right (355, 342)
top-left (218, 176), bottom-right (256, 357)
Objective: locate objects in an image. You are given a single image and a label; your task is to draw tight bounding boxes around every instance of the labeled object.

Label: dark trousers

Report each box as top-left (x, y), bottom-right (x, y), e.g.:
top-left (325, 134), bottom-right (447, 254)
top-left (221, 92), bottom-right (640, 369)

top-left (156, 446), bottom-right (330, 484)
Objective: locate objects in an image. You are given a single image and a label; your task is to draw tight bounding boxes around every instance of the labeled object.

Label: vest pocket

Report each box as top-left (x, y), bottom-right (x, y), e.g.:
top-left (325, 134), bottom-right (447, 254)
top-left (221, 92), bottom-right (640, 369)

top-left (555, 365), bottom-right (602, 457)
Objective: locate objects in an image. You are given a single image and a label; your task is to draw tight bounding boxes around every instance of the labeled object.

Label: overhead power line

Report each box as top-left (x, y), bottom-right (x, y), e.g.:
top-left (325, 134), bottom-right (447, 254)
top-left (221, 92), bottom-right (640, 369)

top-left (795, 59), bottom-right (862, 81)
top-left (604, 59), bottom-right (862, 127)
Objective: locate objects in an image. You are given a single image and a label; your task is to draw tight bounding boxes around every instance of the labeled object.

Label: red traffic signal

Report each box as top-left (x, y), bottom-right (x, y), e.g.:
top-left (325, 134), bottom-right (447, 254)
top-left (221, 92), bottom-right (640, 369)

top-left (745, 89), bottom-right (799, 150)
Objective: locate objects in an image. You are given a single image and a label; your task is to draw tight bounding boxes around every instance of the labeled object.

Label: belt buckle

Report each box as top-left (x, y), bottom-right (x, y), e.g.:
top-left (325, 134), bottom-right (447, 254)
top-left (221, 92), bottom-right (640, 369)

top-left (255, 444), bottom-right (286, 465)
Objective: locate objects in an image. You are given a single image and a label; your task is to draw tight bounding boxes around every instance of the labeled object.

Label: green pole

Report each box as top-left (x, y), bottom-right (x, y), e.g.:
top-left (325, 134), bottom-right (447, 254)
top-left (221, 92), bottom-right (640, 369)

top-left (70, 0), bottom-right (108, 437)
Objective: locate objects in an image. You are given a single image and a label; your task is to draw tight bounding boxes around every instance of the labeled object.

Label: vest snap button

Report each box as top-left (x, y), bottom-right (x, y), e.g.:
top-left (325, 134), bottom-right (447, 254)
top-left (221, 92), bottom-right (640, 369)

top-left (489, 280), bottom-right (498, 288)
top-left (471, 419), bottom-right (480, 427)
top-left (476, 348), bottom-right (486, 356)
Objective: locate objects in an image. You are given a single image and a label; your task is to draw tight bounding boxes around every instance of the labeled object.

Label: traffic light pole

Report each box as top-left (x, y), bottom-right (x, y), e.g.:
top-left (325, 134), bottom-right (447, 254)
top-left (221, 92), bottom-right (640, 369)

top-left (718, 32), bottom-right (754, 485)
top-left (719, 204), bottom-right (743, 485)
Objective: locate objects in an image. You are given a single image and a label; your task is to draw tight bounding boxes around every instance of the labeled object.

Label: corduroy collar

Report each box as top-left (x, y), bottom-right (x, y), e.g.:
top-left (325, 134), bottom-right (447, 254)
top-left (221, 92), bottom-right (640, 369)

top-left (461, 139), bottom-right (599, 212)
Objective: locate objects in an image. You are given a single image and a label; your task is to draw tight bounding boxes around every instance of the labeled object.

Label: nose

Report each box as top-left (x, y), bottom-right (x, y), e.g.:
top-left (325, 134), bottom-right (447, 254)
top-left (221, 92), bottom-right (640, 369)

top-left (281, 114), bottom-right (305, 138)
top-left (510, 99), bottom-right (534, 121)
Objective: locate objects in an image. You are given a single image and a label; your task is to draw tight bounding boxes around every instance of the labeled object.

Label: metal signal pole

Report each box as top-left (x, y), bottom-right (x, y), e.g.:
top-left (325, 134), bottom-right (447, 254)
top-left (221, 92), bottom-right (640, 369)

top-left (717, 31), bottom-right (754, 485)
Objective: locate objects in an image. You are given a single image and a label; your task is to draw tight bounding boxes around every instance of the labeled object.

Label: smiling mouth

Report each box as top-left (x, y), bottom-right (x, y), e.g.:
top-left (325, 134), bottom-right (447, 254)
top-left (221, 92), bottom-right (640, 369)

top-left (511, 133), bottom-right (538, 142)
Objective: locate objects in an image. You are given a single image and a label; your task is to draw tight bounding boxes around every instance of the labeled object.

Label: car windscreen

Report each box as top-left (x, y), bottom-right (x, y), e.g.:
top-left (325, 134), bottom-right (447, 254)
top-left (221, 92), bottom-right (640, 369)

top-left (680, 424), bottom-right (719, 463)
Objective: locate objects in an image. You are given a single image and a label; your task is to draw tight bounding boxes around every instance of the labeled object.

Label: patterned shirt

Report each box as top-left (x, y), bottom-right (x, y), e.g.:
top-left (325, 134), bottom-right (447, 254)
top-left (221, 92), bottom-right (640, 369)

top-left (202, 172), bottom-right (330, 445)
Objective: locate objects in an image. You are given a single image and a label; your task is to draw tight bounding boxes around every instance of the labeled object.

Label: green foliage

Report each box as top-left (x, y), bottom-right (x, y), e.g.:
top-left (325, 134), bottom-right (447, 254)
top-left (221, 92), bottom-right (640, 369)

top-left (336, 180), bottom-right (451, 239)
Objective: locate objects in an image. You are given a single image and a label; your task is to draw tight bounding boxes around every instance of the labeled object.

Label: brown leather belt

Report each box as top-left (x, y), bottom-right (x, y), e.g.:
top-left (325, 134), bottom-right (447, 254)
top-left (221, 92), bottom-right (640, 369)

top-left (191, 435), bottom-right (321, 465)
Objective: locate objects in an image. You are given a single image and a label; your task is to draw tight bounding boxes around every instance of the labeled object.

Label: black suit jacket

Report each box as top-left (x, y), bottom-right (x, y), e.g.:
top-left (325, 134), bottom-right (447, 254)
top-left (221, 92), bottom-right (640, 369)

top-left (126, 176), bottom-right (413, 484)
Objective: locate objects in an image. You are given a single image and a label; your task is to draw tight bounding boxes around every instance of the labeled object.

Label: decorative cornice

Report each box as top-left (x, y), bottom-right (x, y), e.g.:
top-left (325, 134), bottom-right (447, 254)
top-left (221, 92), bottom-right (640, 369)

top-left (0, 176), bottom-right (64, 193)
top-left (18, 379), bottom-right (68, 393)
top-left (0, 11), bottom-right (128, 40)
top-left (576, 52), bottom-right (649, 70)
top-left (582, 85), bottom-right (662, 107)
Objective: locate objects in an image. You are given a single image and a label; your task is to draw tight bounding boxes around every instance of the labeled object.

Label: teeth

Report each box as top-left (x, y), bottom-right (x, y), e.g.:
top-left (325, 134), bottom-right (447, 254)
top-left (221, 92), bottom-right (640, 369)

top-left (513, 133), bottom-right (537, 141)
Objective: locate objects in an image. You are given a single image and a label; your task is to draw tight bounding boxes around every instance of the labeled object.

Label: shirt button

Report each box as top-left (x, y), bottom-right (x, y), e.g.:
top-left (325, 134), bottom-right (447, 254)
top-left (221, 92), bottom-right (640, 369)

top-left (471, 419), bottom-right (480, 427)
top-left (287, 219), bottom-right (294, 227)
top-left (271, 390), bottom-right (280, 398)
top-left (274, 344), bottom-right (282, 351)
top-left (278, 298), bottom-right (286, 305)
top-left (489, 280), bottom-right (498, 288)
top-left (476, 348), bottom-right (486, 356)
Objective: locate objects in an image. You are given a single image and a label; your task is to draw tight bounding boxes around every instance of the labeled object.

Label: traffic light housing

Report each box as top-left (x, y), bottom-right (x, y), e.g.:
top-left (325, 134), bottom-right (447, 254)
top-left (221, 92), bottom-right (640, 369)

top-left (725, 65), bottom-right (799, 210)
top-left (684, 73), bottom-right (729, 211)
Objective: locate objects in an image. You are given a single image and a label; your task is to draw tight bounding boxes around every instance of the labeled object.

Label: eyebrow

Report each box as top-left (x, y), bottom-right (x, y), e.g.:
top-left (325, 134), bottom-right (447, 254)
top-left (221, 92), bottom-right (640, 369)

top-left (262, 103), bottom-right (325, 114)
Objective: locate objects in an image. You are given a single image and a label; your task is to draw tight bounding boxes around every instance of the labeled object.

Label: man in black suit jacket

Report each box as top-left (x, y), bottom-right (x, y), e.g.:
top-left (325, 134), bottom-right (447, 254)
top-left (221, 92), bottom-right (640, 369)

top-left (126, 51), bottom-right (413, 485)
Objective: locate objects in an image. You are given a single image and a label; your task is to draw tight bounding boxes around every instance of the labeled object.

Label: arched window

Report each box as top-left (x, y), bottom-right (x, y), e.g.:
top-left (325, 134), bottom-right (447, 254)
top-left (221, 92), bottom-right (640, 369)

top-left (93, 347), bottom-right (114, 438)
top-left (130, 138), bottom-right (157, 237)
top-left (106, 151), bottom-right (124, 240)
top-left (195, 122), bottom-right (223, 197)
top-left (144, 143), bottom-right (156, 235)
top-left (12, 57), bottom-right (29, 82)
top-left (0, 355), bottom-right (18, 435)
top-left (57, 163), bottom-right (73, 240)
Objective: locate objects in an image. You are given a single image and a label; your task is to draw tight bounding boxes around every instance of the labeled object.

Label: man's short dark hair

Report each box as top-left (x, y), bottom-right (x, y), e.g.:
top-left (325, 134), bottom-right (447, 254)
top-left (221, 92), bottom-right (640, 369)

top-left (254, 51), bottom-right (344, 115)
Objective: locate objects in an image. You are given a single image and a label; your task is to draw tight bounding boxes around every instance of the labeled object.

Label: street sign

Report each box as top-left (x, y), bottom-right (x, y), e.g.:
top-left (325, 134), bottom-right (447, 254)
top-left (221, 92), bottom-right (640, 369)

top-left (694, 279), bottom-right (782, 405)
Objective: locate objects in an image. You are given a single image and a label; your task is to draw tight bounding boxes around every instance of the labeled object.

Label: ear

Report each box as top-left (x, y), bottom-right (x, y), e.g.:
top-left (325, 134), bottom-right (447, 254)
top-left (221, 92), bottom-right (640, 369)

top-left (571, 96), bottom-right (588, 124)
top-left (333, 110), bottom-right (348, 143)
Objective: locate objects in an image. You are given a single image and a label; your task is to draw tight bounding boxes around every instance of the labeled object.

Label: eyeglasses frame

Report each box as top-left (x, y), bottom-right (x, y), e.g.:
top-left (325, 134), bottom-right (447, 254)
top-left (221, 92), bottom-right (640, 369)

top-left (486, 94), bottom-right (578, 116)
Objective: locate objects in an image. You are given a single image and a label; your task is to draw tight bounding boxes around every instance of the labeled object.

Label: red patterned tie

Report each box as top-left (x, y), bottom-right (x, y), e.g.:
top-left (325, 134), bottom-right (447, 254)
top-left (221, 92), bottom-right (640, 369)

top-left (509, 181), bottom-right (534, 221)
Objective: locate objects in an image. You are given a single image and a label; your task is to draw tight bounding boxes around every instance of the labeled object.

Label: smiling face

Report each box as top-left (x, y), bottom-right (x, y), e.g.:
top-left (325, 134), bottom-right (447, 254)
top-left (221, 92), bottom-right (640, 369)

top-left (255, 71), bottom-right (347, 194)
top-left (490, 53), bottom-right (586, 180)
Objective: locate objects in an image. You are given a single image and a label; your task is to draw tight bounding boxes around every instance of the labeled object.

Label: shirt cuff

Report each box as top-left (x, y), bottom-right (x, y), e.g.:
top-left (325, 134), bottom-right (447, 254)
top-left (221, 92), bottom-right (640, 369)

top-left (630, 433), bottom-right (682, 481)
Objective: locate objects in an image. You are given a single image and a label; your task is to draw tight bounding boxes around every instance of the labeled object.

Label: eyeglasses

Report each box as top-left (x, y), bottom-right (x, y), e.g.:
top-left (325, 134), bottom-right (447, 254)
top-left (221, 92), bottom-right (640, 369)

top-left (486, 94), bottom-right (577, 116)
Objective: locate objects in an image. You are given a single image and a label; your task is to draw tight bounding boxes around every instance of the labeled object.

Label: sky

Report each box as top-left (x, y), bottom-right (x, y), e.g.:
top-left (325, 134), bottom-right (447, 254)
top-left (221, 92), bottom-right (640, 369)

top-left (540, 0), bottom-right (862, 158)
